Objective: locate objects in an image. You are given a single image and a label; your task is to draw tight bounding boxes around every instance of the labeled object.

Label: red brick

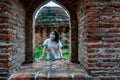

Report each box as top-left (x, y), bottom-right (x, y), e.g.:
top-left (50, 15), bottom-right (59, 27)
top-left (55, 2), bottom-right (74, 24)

top-left (0, 68), bottom-right (9, 72)
top-left (0, 30), bottom-right (13, 34)
top-left (0, 59), bottom-right (9, 63)
top-left (102, 18), bottom-right (120, 22)
top-left (0, 45), bottom-right (11, 48)
top-left (0, 34), bottom-right (12, 40)
top-left (108, 28), bottom-right (120, 33)
top-left (87, 13), bottom-right (101, 17)
top-left (0, 19), bottom-right (16, 25)
top-left (87, 44), bottom-right (111, 48)
top-left (86, 33), bottom-right (120, 38)
top-left (100, 77), bottom-right (116, 80)
top-left (88, 63), bottom-right (95, 67)
top-left (111, 2), bottom-right (120, 7)
top-left (97, 54), bottom-right (115, 58)
top-left (85, 24), bottom-right (99, 28)
top-left (86, 8), bottom-right (100, 12)
top-left (86, 2), bottom-right (112, 7)
top-left (0, 55), bottom-right (9, 59)
top-left (102, 38), bottom-right (120, 43)
top-left (0, 14), bottom-right (9, 18)
top-left (87, 49), bottom-right (99, 53)
top-left (92, 73), bottom-right (107, 76)
top-left (104, 55), bottom-right (115, 58)
top-left (86, 17), bottom-right (100, 23)
top-left (2, 0), bottom-right (14, 5)
top-left (0, 63), bottom-right (9, 68)
top-left (87, 54), bottom-right (98, 58)
top-left (102, 34), bottom-right (120, 38)
top-left (0, 3), bottom-right (10, 9)
top-left (85, 28), bottom-right (108, 33)
top-left (102, 8), bottom-right (114, 12)
top-left (97, 54), bottom-right (104, 58)
top-left (0, 77), bottom-right (7, 80)
top-left (108, 72), bottom-right (120, 76)
top-left (86, 2), bottom-right (120, 7)
top-left (104, 49), bottom-right (116, 53)
top-left (2, 49), bottom-right (11, 53)
top-left (85, 67), bottom-right (105, 73)
top-left (103, 59), bottom-right (111, 62)
top-left (112, 59), bottom-right (120, 62)
top-left (116, 8), bottom-right (120, 12)
top-left (85, 38), bottom-right (101, 42)
top-left (0, 24), bottom-right (9, 28)
top-left (86, 67), bottom-right (113, 72)
top-left (115, 12), bottom-right (120, 17)
top-left (86, 2), bottom-right (98, 7)
top-left (96, 63), bottom-right (114, 67)
top-left (85, 24), bottom-right (114, 28)
top-left (87, 34), bottom-right (103, 38)
top-left (113, 34), bottom-right (120, 37)
top-left (114, 44), bottom-right (120, 48)
top-left (87, 59), bottom-right (98, 63)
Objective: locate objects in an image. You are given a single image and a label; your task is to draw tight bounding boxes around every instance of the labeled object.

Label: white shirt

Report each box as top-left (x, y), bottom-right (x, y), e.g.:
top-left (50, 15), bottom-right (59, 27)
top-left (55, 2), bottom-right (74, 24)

top-left (43, 38), bottom-right (62, 60)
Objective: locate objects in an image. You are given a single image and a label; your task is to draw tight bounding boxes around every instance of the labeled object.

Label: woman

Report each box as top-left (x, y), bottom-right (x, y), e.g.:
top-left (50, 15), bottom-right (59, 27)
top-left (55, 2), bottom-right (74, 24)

top-left (42, 30), bottom-right (63, 61)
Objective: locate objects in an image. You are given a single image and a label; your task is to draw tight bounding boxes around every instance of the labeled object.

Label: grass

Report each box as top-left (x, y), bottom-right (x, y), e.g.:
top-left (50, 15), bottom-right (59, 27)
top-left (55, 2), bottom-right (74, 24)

top-left (34, 44), bottom-right (70, 59)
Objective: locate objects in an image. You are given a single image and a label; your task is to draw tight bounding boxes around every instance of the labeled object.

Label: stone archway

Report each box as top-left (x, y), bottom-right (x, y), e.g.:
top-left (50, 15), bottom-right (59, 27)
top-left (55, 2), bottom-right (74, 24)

top-left (25, 0), bottom-right (79, 63)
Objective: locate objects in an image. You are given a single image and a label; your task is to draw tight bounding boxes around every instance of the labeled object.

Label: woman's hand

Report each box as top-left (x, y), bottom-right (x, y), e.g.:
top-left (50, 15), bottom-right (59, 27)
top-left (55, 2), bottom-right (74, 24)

top-left (58, 48), bottom-right (63, 58)
top-left (41, 46), bottom-right (47, 59)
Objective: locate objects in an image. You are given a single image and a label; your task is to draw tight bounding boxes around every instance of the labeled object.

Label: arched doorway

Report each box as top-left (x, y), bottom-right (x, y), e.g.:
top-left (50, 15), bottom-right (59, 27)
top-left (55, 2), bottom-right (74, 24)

top-left (25, 0), bottom-right (78, 63)
top-left (33, 1), bottom-right (70, 60)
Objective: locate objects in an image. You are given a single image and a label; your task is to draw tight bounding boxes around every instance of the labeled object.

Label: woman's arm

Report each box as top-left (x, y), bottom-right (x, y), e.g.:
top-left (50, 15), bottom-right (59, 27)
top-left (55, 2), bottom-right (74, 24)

top-left (42, 46), bottom-right (47, 58)
top-left (58, 48), bottom-right (63, 57)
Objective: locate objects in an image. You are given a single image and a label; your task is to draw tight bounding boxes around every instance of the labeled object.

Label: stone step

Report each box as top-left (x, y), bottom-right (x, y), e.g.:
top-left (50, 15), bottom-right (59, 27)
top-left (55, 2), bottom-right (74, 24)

top-left (9, 59), bottom-right (85, 80)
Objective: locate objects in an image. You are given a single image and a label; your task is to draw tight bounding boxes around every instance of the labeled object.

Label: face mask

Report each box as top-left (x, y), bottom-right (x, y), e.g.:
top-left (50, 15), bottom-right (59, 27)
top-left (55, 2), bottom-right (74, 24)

top-left (50, 34), bottom-right (55, 39)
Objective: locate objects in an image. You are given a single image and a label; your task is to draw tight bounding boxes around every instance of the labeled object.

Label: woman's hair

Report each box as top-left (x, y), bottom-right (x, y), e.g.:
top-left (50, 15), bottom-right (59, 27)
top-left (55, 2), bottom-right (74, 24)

top-left (52, 29), bottom-right (60, 43)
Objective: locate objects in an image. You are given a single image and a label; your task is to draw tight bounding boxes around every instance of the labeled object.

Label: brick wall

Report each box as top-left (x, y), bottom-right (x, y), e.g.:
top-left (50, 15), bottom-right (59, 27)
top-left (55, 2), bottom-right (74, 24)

top-left (78, 0), bottom-right (120, 77)
top-left (0, 0), bottom-right (25, 79)
top-left (77, 0), bottom-right (87, 68)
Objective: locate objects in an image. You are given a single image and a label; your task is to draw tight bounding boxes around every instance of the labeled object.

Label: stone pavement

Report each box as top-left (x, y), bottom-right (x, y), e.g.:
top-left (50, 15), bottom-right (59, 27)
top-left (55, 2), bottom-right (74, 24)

top-left (10, 59), bottom-right (84, 80)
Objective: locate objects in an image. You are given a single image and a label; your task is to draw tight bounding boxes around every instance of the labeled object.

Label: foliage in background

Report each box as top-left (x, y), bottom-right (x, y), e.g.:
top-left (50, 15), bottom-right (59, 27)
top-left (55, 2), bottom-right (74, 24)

top-left (34, 45), bottom-right (43, 59)
top-left (62, 44), bottom-right (70, 59)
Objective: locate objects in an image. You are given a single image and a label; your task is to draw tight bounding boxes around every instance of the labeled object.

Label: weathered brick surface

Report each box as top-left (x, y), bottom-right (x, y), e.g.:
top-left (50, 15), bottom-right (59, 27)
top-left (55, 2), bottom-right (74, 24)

top-left (70, 16), bottom-right (79, 63)
top-left (1, 0), bottom-right (120, 79)
top-left (77, 0), bottom-right (87, 70)
top-left (0, 0), bottom-right (25, 79)
top-left (78, 0), bottom-right (120, 77)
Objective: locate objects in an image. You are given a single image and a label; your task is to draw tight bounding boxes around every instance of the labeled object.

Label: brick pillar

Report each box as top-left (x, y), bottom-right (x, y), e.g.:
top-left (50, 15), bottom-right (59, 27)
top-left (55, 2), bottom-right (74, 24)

top-left (71, 15), bottom-right (79, 63)
top-left (25, 14), bottom-right (34, 63)
top-left (77, 0), bottom-right (87, 71)
top-left (0, 0), bottom-right (25, 79)
top-left (0, 1), bottom-right (12, 79)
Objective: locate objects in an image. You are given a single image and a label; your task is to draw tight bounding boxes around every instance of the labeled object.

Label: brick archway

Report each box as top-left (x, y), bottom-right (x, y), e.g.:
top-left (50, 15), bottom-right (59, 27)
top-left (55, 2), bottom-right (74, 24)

top-left (25, 0), bottom-right (79, 63)
top-left (1, 0), bottom-right (120, 79)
